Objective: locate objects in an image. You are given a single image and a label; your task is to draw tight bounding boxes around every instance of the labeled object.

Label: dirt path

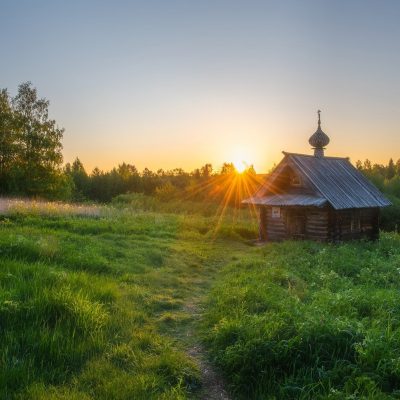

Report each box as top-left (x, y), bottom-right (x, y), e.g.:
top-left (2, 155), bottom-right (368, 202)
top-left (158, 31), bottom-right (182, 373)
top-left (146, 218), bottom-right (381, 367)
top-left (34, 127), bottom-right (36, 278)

top-left (187, 340), bottom-right (231, 400)
top-left (183, 301), bottom-right (231, 400)
top-left (161, 242), bottom-right (246, 399)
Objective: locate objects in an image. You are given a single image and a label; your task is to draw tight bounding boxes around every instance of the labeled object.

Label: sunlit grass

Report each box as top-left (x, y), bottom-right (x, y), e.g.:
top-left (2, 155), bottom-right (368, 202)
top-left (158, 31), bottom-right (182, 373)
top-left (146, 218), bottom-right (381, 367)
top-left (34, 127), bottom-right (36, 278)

top-left (2, 195), bottom-right (400, 399)
top-left (0, 198), bottom-right (101, 217)
top-left (0, 196), bottom-right (257, 399)
top-left (202, 233), bottom-right (400, 399)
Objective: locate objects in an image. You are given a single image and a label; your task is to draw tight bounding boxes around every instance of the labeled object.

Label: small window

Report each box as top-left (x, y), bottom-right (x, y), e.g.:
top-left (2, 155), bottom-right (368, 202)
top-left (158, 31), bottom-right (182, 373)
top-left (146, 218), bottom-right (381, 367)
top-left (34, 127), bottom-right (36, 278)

top-left (290, 173), bottom-right (301, 186)
top-left (272, 207), bottom-right (281, 218)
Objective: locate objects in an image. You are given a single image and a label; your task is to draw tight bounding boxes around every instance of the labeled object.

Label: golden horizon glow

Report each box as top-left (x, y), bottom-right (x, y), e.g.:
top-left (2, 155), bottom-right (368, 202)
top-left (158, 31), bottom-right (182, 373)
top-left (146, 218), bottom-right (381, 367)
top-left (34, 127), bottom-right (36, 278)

top-left (228, 146), bottom-right (255, 174)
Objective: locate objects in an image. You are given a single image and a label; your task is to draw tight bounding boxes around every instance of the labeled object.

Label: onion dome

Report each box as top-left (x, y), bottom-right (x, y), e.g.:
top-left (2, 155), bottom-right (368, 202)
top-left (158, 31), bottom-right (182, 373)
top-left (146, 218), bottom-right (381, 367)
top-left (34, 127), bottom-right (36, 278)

top-left (309, 110), bottom-right (330, 157)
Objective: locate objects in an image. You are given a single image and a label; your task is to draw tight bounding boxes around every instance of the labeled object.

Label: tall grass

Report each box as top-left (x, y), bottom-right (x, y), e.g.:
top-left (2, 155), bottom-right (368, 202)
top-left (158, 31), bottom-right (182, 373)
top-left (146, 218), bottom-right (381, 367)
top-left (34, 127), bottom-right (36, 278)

top-left (0, 210), bottom-right (202, 398)
top-left (202, 234), bottom-right (400, 399)
top-left (4, 195), bottom-right (399, 399)
top-left (0, 198), bottom-right (101, 217)
top-left (0, 197), bottom-right (258, 399)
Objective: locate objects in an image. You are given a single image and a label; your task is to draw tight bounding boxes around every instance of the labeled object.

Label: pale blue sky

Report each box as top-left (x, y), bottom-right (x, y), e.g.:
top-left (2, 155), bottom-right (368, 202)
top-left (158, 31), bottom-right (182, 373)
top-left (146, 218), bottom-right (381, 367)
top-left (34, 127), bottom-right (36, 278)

top-left (1, 0), bottom-right (400, 172)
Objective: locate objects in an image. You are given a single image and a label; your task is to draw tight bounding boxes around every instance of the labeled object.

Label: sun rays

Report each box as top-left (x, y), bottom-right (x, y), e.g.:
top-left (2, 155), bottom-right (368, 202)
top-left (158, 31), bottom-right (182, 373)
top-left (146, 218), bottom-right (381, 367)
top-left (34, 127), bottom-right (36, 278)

top-left (174, 165), bottom-right (264, 238)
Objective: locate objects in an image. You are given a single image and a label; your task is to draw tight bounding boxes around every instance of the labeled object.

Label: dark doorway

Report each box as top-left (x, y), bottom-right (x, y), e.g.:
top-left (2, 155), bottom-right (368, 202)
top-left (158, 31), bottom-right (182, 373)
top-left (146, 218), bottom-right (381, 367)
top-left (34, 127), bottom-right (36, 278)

top-left (287, 211), bottom-right (306, 238)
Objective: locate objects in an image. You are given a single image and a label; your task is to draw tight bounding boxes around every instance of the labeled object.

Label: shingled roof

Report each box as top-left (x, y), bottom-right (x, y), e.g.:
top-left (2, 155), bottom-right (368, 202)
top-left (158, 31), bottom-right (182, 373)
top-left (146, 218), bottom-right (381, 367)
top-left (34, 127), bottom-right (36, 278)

top-left (245, 152), bottom-right (391, 210)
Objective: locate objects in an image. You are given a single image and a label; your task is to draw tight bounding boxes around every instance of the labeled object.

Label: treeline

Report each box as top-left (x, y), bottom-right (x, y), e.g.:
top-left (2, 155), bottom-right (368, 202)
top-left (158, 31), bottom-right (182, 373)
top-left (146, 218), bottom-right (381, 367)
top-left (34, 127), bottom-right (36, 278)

top-left (0, 82), bottom-right (262, 204)
top-left (356, 158), bottom-right (400, 198)
top-left (356, 158), bottom-right (400, 231)
top-left (64, 157), bottom-right (400, 205)
top-left (65, 158), bottom-right (261, 204)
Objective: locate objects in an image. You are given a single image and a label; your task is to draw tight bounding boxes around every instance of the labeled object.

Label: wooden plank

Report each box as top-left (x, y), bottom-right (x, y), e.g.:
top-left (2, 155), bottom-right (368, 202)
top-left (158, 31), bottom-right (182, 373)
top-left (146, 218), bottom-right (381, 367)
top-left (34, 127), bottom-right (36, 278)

top-left (307, 225), bottom-right (329, 230)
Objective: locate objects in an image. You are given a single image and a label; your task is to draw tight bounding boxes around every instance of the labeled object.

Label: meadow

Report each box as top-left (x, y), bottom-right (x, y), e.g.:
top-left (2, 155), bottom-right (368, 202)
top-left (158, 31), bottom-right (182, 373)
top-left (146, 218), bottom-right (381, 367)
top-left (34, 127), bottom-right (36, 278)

top-left (0, 195), bottom-right (256, 399)
top-left (1, 195), bottom-right (400, 399)
top-left (202, 233), bottom-right (400, 399)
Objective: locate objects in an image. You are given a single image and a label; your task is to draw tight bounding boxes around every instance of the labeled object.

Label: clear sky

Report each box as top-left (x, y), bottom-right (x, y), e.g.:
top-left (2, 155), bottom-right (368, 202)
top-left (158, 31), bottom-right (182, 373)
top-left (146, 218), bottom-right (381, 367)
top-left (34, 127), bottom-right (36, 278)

top-left (1, 0), bottom-right (400, 173)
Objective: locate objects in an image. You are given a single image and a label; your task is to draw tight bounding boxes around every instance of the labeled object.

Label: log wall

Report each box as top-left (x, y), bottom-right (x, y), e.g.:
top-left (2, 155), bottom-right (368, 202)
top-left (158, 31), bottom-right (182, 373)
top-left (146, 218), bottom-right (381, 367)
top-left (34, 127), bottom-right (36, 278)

top-left (259, 206), bottom-right (380, 242)
top-left (265, 207), bottom-right (287, 241)
top-left (306, 209), bottom-right (329, 241)
top-left (332, 207), bottom-right (380, 241)
top-left (264, 206), bottom-right (330, 241)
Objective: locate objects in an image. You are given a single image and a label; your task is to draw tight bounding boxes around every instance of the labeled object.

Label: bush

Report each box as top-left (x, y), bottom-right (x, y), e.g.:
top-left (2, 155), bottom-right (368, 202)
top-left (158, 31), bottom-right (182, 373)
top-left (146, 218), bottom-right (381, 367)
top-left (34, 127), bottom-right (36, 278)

top-left (381, 194), bottom-right (400, 231)
top-left (155, 182), bottom-right (178, 201)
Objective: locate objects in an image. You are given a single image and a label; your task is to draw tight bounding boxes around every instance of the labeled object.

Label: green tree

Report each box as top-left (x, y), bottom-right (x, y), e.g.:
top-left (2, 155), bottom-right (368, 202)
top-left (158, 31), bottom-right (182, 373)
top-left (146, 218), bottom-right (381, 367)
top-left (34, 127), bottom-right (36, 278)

top-left (0, 89), bottom-right (17, 192)
top-left (12, 82), bottom-right (64, 197)
top-left (244, 164), bottom-right (256, 176)
top-left (387, 158), bottom-right (396, 180)
top-left (363, 159), bottom-right (372, 171)
top-left (142, 168), bottom-right (158, 194)
top-left (192, 168), bottom-right (201, 179)
top-left (220, 162), bottom-right (236, 175)
top-left (67, 157), bottom-right (89, 200)
top-left (396, 159), bottom-right (400, 175)
top-left (200, 163), bottom-right (213, 177)
top-left (117, 162), bottom-right (140, 192)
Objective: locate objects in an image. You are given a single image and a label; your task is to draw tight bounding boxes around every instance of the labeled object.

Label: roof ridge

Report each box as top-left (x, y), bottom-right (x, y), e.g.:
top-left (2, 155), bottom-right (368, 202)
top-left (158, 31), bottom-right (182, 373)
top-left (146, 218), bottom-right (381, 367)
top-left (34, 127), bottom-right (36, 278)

top-left (282, 151), bottom-right (349, 160)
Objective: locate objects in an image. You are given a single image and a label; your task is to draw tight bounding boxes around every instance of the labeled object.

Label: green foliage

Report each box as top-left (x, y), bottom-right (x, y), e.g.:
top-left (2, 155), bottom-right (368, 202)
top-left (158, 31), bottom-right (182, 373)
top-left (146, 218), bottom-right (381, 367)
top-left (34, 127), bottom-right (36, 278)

top-left (0, 88), bottom-right (16, 190)
top-left (381, 194), bottom-right (400, 231)
top-left (357, 158), bottom-right (400, 231)
top-left (0, 82), bottom-right (67, 199)
top-left (112, 192), bottom-right (220, 216)
top-left (63, 155), bottom-right (263, 205)
top-left (155, 182), bottom-right (179, 201)
top-left (202, 235), bottom-right (400, 399)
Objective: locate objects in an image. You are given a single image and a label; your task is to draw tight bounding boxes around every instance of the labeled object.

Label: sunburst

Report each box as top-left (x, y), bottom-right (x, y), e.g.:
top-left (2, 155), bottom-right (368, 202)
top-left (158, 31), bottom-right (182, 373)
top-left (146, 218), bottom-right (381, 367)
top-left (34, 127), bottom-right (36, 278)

top-left (233, 160), bottom-right (247, 173)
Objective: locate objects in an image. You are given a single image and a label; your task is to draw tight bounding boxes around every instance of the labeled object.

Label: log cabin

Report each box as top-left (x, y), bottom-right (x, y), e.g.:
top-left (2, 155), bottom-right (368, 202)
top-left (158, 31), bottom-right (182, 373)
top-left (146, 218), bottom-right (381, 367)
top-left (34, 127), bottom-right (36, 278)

top-left (243, 111), bottom-right (391, 242)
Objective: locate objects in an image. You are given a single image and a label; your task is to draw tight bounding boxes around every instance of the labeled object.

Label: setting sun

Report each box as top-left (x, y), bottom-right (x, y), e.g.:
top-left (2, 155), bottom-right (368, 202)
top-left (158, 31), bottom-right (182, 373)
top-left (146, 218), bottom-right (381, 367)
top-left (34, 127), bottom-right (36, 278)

top-left (233, 160), bottom-right (248, 173)
top-left (228, 147), bottom-right (254, 173)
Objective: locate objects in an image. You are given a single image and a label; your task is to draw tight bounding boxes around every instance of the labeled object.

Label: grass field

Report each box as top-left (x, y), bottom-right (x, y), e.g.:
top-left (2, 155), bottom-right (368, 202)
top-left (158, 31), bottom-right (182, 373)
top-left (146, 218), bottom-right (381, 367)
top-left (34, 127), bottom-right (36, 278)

top-left (1, 196), bottom-right (400, 399)
top-left (202, 234), bottom-right (400, 399)
top-left (0, 196), bottom-right (256, 399)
